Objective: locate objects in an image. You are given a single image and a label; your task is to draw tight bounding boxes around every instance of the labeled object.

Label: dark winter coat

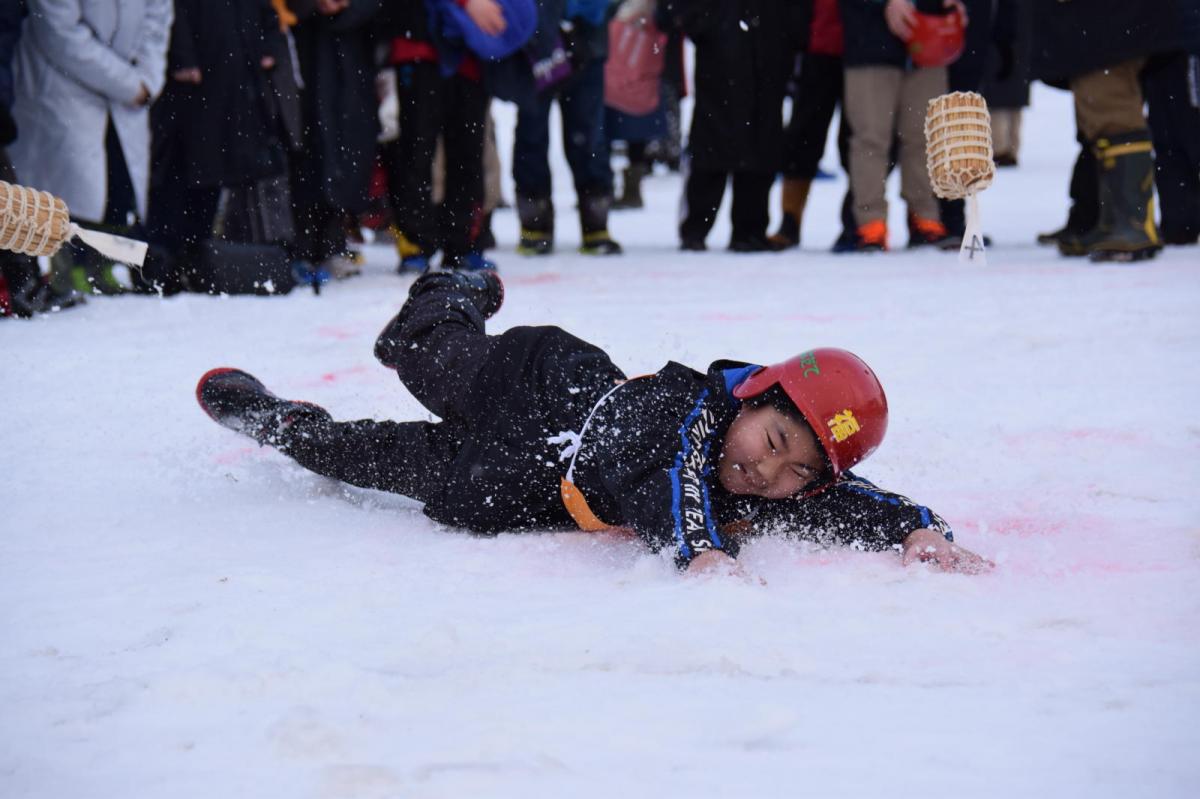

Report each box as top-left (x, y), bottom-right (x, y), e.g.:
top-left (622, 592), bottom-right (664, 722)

top-left (839, 0), bottom-right (946, 68)
top-left (486, 0), bottom-right (610, 106)
top-left (420, 325), bottom-right (950, 566)
top-left (155, 0), bottom-right (292, 189)
top-left (665, 0), bottom-right (802, 173)
top-left (289, 0), bottom-right (381, 214)
top-left (0, 0), bottom-right (20, 144)
top-left (983, 0), bottom-right (1031, 110)
top-left (1031, 0), bottom-right (1200, 85)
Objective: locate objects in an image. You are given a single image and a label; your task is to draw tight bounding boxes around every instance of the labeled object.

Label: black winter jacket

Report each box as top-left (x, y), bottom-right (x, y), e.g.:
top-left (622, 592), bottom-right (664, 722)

top-left (839, 0), bottom-right (951, 69)
top-left (1031, 0), bottom-right (1200, 85)
top-left (419, 326), bottom-right (951, 567)
top-left (664, 0), bottom-right (802, 173)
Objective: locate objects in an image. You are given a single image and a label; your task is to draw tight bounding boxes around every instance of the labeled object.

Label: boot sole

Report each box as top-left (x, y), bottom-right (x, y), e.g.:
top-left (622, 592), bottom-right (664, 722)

top-left (196, 367), bottom-right (253, 423)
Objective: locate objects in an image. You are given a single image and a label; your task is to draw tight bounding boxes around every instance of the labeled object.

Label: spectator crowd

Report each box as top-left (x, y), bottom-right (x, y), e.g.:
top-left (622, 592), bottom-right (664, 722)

top-left (1, 0), bottom-right (1197, 318)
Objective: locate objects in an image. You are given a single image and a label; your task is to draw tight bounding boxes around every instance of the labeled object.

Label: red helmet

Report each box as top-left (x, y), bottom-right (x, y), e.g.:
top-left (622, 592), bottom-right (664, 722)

top-left (906, 9), bottom-right (965, 68)
top-left (731, 348), bottom-right (888, 479)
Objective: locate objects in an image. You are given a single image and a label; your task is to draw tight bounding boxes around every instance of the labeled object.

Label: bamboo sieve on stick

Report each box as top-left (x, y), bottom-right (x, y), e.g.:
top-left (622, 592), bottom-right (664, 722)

top-left (0, 180), bottom-right (148, 265)
top-left (925, 91), bottom-right (994, 263)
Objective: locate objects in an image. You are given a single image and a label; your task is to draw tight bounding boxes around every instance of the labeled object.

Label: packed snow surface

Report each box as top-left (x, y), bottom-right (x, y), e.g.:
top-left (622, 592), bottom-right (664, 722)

top-left (2, 86), bottom-right (1198, 798)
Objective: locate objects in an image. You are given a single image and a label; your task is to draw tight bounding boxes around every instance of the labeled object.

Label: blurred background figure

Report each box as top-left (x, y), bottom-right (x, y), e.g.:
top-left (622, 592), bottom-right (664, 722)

top-left (604, 0), bottom-right (667, 211)
top-left (770, 0), bottom-right (846, 250)
top-left (1141, 48), bottom-right (1200, 246)
top-left (983, 0), bottom-right (1032, 169)
top-left (0, 0), bottom-right (84, 316)
top-left (287, 0), bottom-right (382, 280)
top-left (504, 0), bottom-right (622, 257)
top-left (1033, 0), bottom-right (1200, 261)
top-left (838, 0), bottom-right (956, 252)
top-left (380, 0), bottom-right (498, 273)
top-left (10, 0), bottom-right (172, 294)
top-left (145, 0), bottom-right (297, 293)
top-left (669, 0), bottom-right (800, 253)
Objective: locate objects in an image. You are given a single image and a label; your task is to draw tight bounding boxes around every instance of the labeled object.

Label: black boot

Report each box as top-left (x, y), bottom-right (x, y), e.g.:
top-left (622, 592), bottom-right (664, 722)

top-left (579, 190), bottom-right (622, 255)
top-left (1045, 137), bottom-right (1101, 251)
top-left (613, 163), bottom-right (647, 210)
top-left (374, 270), bottom-right (504, 368)
top-left (196, 368), bottom-right (331, 446)
top-left (1070, 131), bottom-right (1162, 262)
top-left (408, 269), bottom-right (504, 320)
top-left (516, 194), bottom-right (554, 256)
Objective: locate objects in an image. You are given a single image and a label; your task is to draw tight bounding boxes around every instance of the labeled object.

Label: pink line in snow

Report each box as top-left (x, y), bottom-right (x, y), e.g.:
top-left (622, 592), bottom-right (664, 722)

top-left (294, 364), bottom-right (372, 388)
top-left (315, 325), bottom-right (365, 341)
top-left (700, 312), bottom-right (869, 323)
top-left (505, 273), bottom-right (563, 286)
top-left (213, 446), bottom-right (257, 465)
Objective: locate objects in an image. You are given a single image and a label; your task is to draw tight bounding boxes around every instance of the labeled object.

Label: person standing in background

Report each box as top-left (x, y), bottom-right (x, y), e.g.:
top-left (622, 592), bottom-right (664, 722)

top-left (1034, 0), bottom-right (1200, 261)
top-left (770, 0), bottom-right (846, 250)
top-left (509, 0), bottom-right (622, 257)
top-left (0, 0), bottom-right (84, 316)
top-left (983, 0), bottom-right (1030, 169)
top-left (287, 0), bottom-right (382, 279)
top-left (145, 0), bottom-right (296, 292)
top-left (9, 0), bottom-right (172, 293)
top-left (838, 0), bottom-right (956, 252)
top-left (669, 0), bottom-right (801, 253)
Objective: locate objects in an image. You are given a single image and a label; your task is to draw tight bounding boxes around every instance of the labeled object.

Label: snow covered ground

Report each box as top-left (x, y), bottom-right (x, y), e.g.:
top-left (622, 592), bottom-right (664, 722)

top-left (3, 85), bottom-right (1199, 798)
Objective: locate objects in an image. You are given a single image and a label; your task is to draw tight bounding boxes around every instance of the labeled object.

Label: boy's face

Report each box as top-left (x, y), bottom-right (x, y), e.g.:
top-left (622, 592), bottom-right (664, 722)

top-left (718, 403), bottom-right (827, 500)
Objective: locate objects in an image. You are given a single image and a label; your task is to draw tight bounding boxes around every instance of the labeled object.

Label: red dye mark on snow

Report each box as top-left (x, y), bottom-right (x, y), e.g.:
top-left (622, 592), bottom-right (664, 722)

top-left (315, 325), bottom-right (362, 341)
top-left (294, 365), bottom-right (372, 388)
top-left (505, 273), bottom-right (562, 286)
top-left (988, 516), bottom-right (1067, 539)
top-left (701, 312), bottom-right (869, 324)
top-left (1003, 558), bottom-right (1182, 579)
top-left (701, 312), bottom-right (761, 322)
top-left (783, 313), bottom-right (870, 323)
top-left (319, 364), bottom-right (369, 383)
top-left (213, 446), bottom-right (256, 465)
top-left (1002, 427), bottom-right (1147, 450)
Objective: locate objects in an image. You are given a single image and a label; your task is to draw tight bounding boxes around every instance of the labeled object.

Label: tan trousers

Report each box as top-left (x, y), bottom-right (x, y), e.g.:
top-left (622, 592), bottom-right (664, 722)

top-left (990, 108), bottom-right (1022, 159)
top-left (1070, 58), bottom-right (1148, 141)
top-left (844, 65), bottom-right (947, 225)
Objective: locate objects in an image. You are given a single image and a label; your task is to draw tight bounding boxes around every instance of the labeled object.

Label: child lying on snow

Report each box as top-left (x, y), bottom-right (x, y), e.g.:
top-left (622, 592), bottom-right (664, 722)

top-left (197, 271), bottom-right (992, 575)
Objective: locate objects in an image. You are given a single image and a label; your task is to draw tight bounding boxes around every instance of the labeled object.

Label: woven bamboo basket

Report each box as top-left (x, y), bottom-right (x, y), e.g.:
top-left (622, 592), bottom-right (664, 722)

top-left (0, 179), bottom-right (147, 265)
top-left (925, 91), bottom-right (994, 200)
top-left (0, 180), bottom-right (72, 257)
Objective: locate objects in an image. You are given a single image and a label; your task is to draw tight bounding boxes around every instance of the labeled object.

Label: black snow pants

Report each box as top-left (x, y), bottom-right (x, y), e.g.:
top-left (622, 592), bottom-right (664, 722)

top-left (273, 282), bottom-right (492, 503)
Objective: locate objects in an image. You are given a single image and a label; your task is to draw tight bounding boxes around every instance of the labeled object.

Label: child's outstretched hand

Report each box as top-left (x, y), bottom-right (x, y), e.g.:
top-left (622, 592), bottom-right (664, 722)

top-left (687, 550), bottom-right (764, 584)
top-left (901, 528), bottom-right (994, 574)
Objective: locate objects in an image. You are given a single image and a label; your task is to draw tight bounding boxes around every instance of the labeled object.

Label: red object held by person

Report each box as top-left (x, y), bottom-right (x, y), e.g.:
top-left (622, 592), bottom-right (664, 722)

top-left (906, 9), bottom-right (965, 68)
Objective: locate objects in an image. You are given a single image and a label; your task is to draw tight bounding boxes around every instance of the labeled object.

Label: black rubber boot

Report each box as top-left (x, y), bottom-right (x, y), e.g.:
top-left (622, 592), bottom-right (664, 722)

top-left (516, 194), bottom-right (554, 256)
top-left (1039, 136), bottom-right (1100, 248)
top-left (579, 190), bottom-right (622, 255)
top-left (196, 368), bottom-right (331, 446)
top-left (1074, 131), bottom-right (1162, 262)
top-left (613, 163), bottom-right (647, 210)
